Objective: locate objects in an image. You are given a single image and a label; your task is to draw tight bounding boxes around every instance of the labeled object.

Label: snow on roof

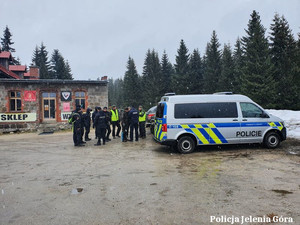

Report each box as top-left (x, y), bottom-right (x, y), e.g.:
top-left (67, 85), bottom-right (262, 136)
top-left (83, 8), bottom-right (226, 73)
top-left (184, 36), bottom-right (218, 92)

top-left (9, 65), bottom-right (27, 72)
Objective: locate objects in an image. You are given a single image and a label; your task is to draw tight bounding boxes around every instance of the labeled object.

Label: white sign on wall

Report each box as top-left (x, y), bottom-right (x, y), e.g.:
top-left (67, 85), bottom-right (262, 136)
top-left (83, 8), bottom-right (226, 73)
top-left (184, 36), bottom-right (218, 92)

top-left (0, 113), bottom-right (37, 122)
top-left (61, 112), bottom-right (72, 121)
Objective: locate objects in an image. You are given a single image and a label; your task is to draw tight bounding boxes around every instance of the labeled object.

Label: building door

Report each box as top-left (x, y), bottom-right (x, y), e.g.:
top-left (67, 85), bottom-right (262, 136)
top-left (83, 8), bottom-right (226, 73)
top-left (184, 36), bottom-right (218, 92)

top-left (42, 92), bottom-right (56, 120)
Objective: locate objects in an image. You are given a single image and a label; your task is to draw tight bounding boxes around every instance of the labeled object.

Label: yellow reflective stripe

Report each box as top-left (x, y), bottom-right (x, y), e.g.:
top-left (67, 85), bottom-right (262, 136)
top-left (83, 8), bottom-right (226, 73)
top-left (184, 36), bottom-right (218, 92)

top-left (156, 124), bottom-right (162, 139)
top-left (269, 122), bottom-right (276, 127)
top-left (181, 124), bottom-right (190, 129)
top-left (194, 124), bottom-right (203, 128)
top-left (191, 128), bottom-right (209, 144)
top-left (208, 123), bottom-right (222, 144)
top-left (159, 131), bottom-right (165, 140)
top-left (208, 123), bottom-right (216, 128)
top-left (209, 129), bottom-right (222, 144)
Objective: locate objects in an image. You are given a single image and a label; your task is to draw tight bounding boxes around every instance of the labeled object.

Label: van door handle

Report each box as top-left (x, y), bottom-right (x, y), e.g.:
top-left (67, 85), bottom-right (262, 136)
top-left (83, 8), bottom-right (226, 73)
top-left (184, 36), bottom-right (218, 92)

top-left (233, 119), bottom-right (238, 121)
top-left (242, 119), bottom-right (247, 121)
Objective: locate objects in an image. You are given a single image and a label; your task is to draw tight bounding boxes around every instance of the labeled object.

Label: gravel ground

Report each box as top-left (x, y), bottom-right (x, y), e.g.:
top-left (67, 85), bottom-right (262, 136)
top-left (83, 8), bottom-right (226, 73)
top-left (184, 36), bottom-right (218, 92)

top-left (0, 130), bottom-right (299, 225)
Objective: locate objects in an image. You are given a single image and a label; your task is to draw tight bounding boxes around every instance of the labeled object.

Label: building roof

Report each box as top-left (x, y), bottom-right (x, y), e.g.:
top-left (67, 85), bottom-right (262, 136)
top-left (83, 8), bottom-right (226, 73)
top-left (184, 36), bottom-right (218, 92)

top-left (0, 51), bottom-right (12, 59)
top-left (0, 78), bottom-right (108, 85)
top-left (0, 64), bottom-right (20, 79)
top-left (9, 65), bottom-right (27, 72)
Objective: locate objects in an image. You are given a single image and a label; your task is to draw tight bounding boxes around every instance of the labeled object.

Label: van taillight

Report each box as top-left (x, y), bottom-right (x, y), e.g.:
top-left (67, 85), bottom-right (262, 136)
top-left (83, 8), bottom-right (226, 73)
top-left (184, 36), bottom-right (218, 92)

top-left (162, 124), bottom-right (167, 132)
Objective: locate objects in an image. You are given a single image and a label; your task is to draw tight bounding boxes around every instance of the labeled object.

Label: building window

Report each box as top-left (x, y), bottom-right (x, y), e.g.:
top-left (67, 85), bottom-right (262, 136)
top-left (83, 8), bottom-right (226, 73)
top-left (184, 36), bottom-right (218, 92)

top-left (75, 91), bottom-right (86, 109)
top-left (10, 91), bottom-right (22, 111)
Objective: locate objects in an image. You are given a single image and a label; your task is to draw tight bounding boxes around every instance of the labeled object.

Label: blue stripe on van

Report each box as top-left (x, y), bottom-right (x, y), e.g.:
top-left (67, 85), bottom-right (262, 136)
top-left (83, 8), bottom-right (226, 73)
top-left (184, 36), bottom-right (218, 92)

top-left (214, 123), bottom-right (240, 128)
top-left (240, 122), bottom-right (269, 127)
top-left (275, 122), bottom-right (281, 126)
top-left (211, 128), bottom-right (228, 143)
top-left (199, 128), bottom-right (215, 144)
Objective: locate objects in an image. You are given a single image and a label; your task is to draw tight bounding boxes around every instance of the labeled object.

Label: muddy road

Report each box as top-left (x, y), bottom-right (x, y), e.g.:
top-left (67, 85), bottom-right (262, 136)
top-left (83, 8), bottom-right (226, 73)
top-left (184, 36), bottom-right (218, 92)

top-left (0, 131), bottom-right (299, 225)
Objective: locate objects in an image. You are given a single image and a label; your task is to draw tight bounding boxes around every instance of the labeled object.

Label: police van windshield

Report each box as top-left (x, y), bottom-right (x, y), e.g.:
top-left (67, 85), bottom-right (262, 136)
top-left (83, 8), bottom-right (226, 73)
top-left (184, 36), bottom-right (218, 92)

top-left (156, 103), bottom-right (165, 118)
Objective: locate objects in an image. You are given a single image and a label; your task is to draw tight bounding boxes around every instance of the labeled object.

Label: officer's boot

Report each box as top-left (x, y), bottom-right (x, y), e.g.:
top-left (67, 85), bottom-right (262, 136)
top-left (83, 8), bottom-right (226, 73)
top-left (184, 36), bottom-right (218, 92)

top-left (94, 138), bottom-right (101, 146)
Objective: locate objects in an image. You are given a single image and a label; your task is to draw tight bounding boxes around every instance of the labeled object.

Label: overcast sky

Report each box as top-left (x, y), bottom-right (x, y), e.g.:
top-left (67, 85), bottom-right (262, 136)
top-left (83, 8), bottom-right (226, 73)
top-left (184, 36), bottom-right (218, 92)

top-left (1, 0), bottom-right (299, 80)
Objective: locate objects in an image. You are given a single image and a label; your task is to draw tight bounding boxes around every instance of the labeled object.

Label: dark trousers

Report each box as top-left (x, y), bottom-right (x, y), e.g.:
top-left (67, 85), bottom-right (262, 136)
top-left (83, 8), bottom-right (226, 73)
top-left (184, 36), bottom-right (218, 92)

top-left (73, 129), bottom-right (82, 146)
top-left (112, 121), bottom-right (121, 137)
top-left (122, 125), bottom-right (129, 141)
top-left (84, 126), bottom-right (90, 139)
top-left (80, 128), bottom-right (84, 142)
top-left (94, 126), bottom-right (98, 138)
top-left (139, 121), bottom-right (146, 138)
top-left (97, 128), bottom-right (106, 144)
top-left (106, 124), bottom-right (111, 139)
top-left (130, 123), bottom-right (139, 141)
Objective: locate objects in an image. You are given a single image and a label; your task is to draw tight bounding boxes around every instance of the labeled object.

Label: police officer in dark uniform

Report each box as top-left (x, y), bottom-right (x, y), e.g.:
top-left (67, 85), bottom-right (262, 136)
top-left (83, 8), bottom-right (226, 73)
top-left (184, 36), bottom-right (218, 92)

top-left (69, 105), bottom-right (85, 146)
top-left (73, 114), bottom-right (84, 146)
top-left (103, 107), bottom-right (111, 141)
top-left (121, 107), bottom-right (130, 142)
top-left (128, 106), bottom-right (139, 142)
top-left (92, 106), bottom-right (99, 139)
top-left (83, 108), bottom-right (92, 141)
top-left (94, 107), bottom-right (107, 146)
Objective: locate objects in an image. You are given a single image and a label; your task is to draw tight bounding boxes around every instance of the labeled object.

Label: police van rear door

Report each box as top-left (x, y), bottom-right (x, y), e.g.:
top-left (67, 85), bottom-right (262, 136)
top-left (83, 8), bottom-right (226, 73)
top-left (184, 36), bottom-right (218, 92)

top-left (154, 102), bottom-right (167, 141)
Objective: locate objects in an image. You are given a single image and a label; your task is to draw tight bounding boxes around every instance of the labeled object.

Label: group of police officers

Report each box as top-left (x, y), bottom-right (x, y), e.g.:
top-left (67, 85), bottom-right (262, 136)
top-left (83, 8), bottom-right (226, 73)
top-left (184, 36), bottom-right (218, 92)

top-left (68, 105), bottom-right (147, 147)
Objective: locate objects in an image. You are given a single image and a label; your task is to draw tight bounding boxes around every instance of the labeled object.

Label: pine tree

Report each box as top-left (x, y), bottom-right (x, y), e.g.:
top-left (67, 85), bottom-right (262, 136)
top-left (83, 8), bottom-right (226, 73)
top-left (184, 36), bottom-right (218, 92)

top-left (108, 78), bottom-right (115, 106)
top-left (160, 50), bottom-right (174, 94)
top-left (269, 13), bottom-right (299, 109)
top-left (241, 10), bottom-right (276, 108)
top-left (32, 46), bottom-right (40, 66)
top-left (203, 30), bottom-right (222, 93)
top-left (50, 49), bottom-right (65, 79)
top-left (232, 38), bottom-right (244, 93)
top-left (123, 57), bottom-right (140, 107)
top-left (189, 49), bottom-right (204, 94)
top-left (142, 49), bottom-right (162, 109)
top-left (64, 61), bottom-right (73, 80)
top-left (1, 26), bottom-right (15, 52)
top-left (174, 39), bottom-right (190, 94)
top-left (219, 44), bottom-right (234, 92)
top-left (114, 78), bottom-right (125, 107)
top-left (32, 43), bottom-right (51, 79)
top-left (50, 49), bottom-right (73, 80)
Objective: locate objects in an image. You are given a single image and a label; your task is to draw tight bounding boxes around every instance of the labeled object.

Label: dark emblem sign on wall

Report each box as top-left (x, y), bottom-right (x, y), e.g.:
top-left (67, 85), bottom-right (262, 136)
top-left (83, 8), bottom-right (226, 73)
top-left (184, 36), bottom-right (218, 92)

top-left (61, 91), bottom-right (72, 101)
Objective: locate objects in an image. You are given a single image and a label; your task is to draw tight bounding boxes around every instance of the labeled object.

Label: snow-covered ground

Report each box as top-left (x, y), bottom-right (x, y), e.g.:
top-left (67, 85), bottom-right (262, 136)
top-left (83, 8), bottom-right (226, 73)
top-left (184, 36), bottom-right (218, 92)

top-left (266, 109), bottom-right (300, 140)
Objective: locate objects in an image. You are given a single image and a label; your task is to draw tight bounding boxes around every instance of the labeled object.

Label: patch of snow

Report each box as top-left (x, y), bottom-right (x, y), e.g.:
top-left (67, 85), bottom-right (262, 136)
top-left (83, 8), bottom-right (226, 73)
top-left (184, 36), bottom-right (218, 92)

top-left (266, 109), bottom-right (300, 140)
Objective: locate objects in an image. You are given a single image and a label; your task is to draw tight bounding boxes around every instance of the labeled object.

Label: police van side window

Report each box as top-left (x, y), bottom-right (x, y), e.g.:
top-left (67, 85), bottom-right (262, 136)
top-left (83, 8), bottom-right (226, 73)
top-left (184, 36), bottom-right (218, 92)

top-left (156, 103), bottom-right (165, 118)
top-left (240, 102), bottom-right (264, 118)
top-left (174, 102), bottom-right (238, 118)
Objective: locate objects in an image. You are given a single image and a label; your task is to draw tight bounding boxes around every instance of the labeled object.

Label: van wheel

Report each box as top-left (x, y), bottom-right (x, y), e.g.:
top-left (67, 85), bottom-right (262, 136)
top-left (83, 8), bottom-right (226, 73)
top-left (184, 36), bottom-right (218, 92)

top-left (264, 132), bottom-right (280, 149)
top-left (177, 136), bottom-right (195, 154)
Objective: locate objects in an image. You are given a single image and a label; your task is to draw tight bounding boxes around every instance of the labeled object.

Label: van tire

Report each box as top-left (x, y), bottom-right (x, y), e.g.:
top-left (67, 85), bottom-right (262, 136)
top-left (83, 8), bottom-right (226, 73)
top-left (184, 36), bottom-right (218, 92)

top-left (177, 136), bottom-right (195, 154)
top-left (264, 132), bottom-right (280, 149)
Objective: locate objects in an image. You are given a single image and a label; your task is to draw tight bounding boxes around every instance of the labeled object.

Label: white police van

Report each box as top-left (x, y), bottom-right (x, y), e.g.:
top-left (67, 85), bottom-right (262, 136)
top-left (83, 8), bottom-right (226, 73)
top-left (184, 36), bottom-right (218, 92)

top-left (153, 93), bottom-right (286, 153)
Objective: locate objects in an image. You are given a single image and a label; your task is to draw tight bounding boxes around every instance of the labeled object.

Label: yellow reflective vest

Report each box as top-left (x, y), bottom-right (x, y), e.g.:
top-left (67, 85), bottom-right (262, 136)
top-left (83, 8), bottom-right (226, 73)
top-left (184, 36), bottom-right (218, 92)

top-left (110, 109), bottom-right (119, 122)
top-left (139, 110), bottom-right (146, 122)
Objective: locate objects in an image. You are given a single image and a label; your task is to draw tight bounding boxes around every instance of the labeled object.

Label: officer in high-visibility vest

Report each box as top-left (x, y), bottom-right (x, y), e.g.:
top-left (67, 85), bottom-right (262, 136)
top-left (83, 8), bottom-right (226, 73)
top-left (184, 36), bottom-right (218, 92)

top-left (110, 105), bottom-right (121, 139)
top-left (138, 105), bottom-right (146, 139)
